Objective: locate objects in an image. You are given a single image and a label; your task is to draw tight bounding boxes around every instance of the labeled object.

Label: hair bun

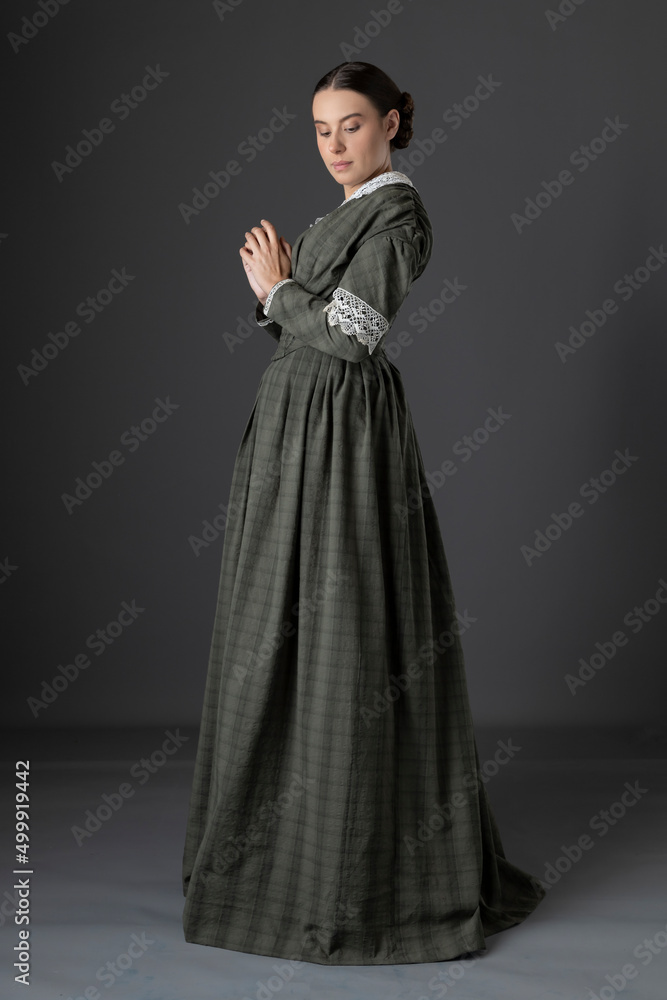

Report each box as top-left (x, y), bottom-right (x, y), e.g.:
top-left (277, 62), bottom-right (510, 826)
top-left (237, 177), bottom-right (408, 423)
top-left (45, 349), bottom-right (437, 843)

top-left (393, 90), bottom-right (414, 150)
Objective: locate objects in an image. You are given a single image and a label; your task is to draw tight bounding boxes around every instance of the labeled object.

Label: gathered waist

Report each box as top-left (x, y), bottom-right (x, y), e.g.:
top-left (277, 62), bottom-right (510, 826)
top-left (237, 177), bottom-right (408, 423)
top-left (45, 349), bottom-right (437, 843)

top-left (269, 332), bottom-right (388, 365)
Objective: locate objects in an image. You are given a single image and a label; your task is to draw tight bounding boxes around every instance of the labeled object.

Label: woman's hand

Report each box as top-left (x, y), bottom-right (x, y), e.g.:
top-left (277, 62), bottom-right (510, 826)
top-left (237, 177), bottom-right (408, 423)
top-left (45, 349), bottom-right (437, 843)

top-left (239, 219), bottom-right (292, 305)
top-left (240, 255), bottom-right (270, 303)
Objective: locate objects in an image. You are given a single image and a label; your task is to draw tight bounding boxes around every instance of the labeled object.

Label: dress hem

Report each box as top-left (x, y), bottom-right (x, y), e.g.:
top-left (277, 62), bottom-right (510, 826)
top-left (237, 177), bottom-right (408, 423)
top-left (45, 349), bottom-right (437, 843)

top-left (181, 889), bottom-right (546, 966)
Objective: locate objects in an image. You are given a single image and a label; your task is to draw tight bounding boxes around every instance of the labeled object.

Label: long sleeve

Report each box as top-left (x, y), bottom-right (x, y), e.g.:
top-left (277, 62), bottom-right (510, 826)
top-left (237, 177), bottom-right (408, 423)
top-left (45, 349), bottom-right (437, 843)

top-left (262, 234), bottom-right (419, 363)
top-left (254, 299), bottom-right (282, 342)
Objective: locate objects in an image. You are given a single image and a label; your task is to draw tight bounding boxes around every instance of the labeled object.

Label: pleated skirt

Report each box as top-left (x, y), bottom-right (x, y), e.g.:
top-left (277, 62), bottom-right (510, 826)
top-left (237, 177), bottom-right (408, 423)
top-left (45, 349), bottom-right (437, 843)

top-left (181, 341), bottom-right (546, 965)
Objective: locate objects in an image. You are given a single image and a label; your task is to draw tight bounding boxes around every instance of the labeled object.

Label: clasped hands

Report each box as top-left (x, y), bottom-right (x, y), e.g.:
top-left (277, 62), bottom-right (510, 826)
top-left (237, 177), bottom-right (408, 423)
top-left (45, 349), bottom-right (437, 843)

top-left (239, 219), bottom-right (292, 308)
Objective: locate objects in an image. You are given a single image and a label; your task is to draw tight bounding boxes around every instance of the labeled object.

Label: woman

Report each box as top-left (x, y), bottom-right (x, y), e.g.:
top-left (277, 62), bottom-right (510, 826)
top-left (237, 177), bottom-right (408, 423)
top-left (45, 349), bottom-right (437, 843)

top-left (182, 61), bottom-right (546, 966)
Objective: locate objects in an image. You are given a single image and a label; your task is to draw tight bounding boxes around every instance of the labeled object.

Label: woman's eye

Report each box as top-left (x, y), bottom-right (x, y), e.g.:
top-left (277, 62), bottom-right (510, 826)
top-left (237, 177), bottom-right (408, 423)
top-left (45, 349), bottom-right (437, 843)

top-left (318, 127), bottom-right (360, 137)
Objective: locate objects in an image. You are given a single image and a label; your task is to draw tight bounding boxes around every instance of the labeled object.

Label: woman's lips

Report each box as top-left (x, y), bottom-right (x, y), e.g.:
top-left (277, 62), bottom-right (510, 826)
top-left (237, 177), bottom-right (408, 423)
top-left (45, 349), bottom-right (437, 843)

top-left (333, 162), bottom-right (351, 171)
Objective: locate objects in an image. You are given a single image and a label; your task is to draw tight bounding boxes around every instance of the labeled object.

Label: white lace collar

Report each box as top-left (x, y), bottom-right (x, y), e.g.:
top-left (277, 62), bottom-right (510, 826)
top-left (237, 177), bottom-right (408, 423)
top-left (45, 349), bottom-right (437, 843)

top-left (310, 170), bottom-right (415, 226)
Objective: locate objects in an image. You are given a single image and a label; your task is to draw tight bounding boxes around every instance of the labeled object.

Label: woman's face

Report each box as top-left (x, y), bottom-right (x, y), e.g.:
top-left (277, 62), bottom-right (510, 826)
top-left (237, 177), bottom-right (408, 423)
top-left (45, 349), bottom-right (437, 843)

top-left (312, 88), bottom-right (399, 197)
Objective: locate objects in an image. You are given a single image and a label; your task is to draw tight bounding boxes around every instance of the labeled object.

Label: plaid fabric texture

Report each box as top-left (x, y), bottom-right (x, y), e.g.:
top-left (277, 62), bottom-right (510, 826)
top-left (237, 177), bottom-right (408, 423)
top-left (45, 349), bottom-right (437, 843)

top-left (181, 179), bottom-right (546, 965)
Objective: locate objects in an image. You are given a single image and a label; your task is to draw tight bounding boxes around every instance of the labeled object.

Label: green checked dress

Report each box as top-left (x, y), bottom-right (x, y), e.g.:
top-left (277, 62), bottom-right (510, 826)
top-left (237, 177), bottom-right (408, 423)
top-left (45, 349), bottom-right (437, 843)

top-left (181, 170), bottom-right (546, 965)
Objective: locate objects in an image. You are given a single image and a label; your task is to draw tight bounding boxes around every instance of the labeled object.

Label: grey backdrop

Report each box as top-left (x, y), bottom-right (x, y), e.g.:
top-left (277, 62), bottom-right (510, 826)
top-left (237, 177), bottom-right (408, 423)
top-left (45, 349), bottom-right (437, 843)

top-left (3, 0), bottom-right (666, 731)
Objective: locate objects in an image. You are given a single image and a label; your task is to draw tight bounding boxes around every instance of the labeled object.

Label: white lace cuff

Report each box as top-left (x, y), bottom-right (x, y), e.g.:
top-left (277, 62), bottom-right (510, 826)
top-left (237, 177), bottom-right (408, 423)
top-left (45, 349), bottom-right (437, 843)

top-left (322, 287), bottom-right (389, 354)
top-left (255, 305), bottom-right (272, 327)
top-left (263, 278), bottom-right (295, 316)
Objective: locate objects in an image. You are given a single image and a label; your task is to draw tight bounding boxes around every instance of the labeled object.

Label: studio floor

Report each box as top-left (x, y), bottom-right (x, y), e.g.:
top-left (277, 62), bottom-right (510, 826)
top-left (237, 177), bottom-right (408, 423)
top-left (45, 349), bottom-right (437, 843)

top-left (2, 726), bottom-right (665, 1000)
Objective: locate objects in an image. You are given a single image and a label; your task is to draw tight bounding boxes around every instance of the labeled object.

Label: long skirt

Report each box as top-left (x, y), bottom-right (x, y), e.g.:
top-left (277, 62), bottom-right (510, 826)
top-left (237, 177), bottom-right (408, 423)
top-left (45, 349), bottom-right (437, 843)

top-left (181, 341), bottom-right (546, 965)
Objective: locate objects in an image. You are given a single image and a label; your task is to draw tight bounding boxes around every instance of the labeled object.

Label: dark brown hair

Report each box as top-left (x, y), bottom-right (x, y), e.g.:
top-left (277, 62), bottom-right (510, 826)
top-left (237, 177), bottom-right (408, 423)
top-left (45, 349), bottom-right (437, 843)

top-left (312, 61), bottom-right (415, 152)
